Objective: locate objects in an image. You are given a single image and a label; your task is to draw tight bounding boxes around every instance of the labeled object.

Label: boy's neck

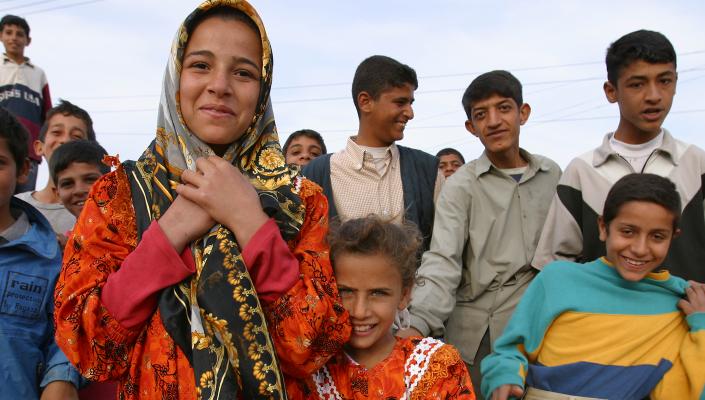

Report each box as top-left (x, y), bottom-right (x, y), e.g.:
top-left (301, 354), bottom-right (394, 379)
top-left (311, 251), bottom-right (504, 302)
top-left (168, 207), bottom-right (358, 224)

top-left (355, 126), bottom-right (393, 148)
top-left (486, 146), bottom-right (527, 169)
top-left (4, 51), bottom-right (25, 65)
top-left (613, 121), bottom-right (661, 145)
top-left (33, 182), bottom-right (60, 204)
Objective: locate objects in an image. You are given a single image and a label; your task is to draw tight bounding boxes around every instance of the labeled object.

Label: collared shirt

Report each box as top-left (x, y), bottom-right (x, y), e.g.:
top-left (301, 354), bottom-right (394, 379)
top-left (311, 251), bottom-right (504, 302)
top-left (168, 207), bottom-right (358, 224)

top-left (0, 54), bottom-right (51, 161)
top-left (409, 149), bottom-right (561, 364)
top-left (532, 129), bottom-right (705, 282)
top-left (330, 137), bottom-right (443, 223)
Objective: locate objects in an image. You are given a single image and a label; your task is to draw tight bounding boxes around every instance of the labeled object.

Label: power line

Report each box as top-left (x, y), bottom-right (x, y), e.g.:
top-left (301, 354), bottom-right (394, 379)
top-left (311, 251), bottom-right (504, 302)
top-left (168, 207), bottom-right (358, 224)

top-left (22, 0), bottom-right (104, 16)
top-left (72, 66), bottom-right (705, 105)
top-left (0, 0), bottom-right (60, 13)
top-left (69, 53), bottom-right (705, 101)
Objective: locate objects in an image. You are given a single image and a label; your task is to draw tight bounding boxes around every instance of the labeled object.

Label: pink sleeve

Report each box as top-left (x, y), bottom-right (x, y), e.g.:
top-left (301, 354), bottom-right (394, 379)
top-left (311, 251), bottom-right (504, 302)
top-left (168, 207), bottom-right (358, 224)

top-left (242, 218), bottom-right (299, 304)
top-left (101, 221), bottom-right (195, 329)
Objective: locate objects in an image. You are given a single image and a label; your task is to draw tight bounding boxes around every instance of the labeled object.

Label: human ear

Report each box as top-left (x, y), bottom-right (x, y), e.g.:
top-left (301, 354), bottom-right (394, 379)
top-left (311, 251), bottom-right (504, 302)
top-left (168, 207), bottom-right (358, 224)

top-left (598, 216), bottom-right (608, 242)
top-left (358, 91), bottom-right (373, 113)
top-left (16, 158), bottom-right (30, 185)
top-left (33, 139), bottom-right (44, 158)
top-left (398, 286), bottom-right (412, 310)
top-left (465, 120), bottom-right (478, 137)
top-left (519, 103), bottom-right (531, 125)
top-left (603, 81), bottom-right (618, 104)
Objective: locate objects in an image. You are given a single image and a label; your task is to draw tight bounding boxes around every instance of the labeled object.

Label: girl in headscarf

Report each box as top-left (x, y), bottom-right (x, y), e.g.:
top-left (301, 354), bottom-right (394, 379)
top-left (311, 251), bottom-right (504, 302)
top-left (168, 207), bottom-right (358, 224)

top-left (53, 1), bottom-right (350, 399)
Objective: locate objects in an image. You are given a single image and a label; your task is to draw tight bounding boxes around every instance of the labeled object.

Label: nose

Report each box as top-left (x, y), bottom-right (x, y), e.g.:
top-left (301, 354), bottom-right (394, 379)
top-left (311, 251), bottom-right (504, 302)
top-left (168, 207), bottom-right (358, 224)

top-left (645, 81), bottom-right (662, 104)
top-left (630, 235), bottom-right (649, 257)
top-left (349, 294), bottom-right (370, 320)
top-left (207, 67), bottom-right (231, 97)
top-left (403, 104), bottom-right (414, 121)
top-left (487, 109), bottom-right (501, 128)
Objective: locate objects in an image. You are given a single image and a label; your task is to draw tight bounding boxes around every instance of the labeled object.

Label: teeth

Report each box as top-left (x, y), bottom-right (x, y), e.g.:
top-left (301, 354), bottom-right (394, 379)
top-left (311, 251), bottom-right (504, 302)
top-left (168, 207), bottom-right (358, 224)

top-left (624, 257), bottom-right (646, 266)
top-left (353, 325), bottom-right (373, 332)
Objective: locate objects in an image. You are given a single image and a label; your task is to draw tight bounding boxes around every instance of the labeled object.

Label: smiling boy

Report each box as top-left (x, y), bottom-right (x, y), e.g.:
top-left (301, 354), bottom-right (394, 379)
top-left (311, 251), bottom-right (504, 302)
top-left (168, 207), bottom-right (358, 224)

top-left (398, 71), bottom-right (561, 397)
top-left (15, 100), bottom-right (95, 238)
top-left (482, 173), bottom-right (705, 400)
top-left (0, 15), bottom-right (51, 193)
top-left (304, 55), bottom-right (442, 249)
top-left (50, 140), bottom-right (109, 219)
top-left (533, 30), bottom-right (705, 282)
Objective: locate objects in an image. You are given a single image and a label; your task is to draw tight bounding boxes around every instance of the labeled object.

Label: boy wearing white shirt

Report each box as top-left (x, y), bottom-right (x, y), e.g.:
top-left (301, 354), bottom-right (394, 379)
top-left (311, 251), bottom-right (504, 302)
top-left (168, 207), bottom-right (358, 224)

top-left (533, 30), bottom-right (705, 282)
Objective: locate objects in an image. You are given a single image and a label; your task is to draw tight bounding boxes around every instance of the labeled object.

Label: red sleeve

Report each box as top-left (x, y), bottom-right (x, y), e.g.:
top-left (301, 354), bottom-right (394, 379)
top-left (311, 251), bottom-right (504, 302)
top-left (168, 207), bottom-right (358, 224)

top-left (42, 83), bottom-right (51, 122)
top-left (267, 179), bottom-right (351, 378)
top-left (242, 218), bottom-right (299, 304)
top-left (101, 221), bottom-right (195, 329)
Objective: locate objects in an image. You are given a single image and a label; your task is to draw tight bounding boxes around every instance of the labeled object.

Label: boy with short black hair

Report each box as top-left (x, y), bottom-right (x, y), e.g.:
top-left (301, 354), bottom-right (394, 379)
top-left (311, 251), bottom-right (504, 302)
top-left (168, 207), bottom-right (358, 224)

top-left (304, 55), bottom-right (442, 249)
top-left (0, 107), bottom-right (80, 399)
top-left (398, 70), bottom-right (561, 397)
top-left (533, 30), bottom-right (705, 282)
top-left (15, 100), bottom-right (95, 237)
top-left (0, 14), bottom-right (51, 193)
top-left (483, 173), bottom-right (705, 400)
top-left (436, 147), bottom-right (465, 177)
top-left (50, 140), bottom-right (109, 218)
top-left (283, 128), bottom-right (326, 167)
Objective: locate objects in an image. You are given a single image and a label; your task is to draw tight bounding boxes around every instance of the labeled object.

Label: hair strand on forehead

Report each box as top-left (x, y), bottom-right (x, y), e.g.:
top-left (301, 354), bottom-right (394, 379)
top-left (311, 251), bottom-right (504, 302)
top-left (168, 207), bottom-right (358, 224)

top-left (328, 215), bottom-right (423, 289)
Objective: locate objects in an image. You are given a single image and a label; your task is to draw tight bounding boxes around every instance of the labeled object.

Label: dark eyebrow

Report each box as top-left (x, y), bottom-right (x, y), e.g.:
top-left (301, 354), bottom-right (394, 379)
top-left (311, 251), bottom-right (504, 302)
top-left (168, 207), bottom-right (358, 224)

top-left (183, 49), bottom-right (260, 71)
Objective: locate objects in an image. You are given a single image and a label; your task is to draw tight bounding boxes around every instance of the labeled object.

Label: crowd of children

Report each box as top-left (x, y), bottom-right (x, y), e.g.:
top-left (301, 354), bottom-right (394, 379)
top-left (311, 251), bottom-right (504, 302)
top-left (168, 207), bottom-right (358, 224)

top-left (0, 1), bottom-right (703, 399)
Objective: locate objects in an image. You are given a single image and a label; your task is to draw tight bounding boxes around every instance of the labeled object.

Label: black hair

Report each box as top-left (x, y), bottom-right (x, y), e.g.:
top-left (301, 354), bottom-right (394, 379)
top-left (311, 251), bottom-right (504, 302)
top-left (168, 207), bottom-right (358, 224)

top-left (606, 30), bottom-right (676, 85)
top-left (39, 100), bottom-right (96, 142)
top-left (283, 129), bottom-right (327, 155)
top-left (351, 55), bottom-right (418, 116)
top-left (49, 140), bottom-right (109, 185)
top-left (328, 215), bottom-right (422, 289)
top-left (436, 148), bottom-right (465, 164)
top-left (0, 107), bottom-right (28, 172)
top-left (603, 173), bottom-right (681, 230)
top-left (462, 70), bottom-right (523, 119)
top-left (0, 15), bottom-right (29, 36)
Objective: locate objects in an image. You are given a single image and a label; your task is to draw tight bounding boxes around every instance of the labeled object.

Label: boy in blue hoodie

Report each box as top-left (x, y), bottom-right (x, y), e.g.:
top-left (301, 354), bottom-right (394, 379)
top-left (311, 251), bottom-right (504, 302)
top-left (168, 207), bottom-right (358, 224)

top-left (0, 107), bottom-right (80, 399)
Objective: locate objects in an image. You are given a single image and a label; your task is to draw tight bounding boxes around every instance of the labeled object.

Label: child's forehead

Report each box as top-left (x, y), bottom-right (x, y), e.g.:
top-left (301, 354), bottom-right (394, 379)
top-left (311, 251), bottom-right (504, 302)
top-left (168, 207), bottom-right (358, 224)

top-left (1, 24), bottom-right (27, 35)
top-left (615, 200), bottom-right (676, 226)
top-left (48, 113), bottom-right (88, 130)
top-left (58, 161), bottom-right (103, 177)
top-left (472, 93), bottom-right (517, 109)
top-left (618, 60), bottom-right (676, 80)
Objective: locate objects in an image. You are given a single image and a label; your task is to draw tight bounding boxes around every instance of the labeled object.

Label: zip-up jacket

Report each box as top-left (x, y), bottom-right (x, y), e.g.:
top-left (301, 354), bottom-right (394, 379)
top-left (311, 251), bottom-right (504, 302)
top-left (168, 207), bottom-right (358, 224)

top-left (532, 130), bottom-right (705, 281)
top-left (0, 197), bottom-right (81, 398)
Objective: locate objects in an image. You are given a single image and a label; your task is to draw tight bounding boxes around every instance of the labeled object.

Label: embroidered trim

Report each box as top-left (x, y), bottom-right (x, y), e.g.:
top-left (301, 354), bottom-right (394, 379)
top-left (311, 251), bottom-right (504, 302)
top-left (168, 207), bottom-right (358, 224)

top-left (312, 365), bottom-right (343, 400)
top-left (400, 337), bottom-right (443, 400)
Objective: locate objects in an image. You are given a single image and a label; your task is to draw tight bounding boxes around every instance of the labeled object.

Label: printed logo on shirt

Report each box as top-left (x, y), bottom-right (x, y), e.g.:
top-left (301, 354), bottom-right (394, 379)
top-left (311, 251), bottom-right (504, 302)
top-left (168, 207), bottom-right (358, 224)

top-left (0, 271), bottom-right (48, 319)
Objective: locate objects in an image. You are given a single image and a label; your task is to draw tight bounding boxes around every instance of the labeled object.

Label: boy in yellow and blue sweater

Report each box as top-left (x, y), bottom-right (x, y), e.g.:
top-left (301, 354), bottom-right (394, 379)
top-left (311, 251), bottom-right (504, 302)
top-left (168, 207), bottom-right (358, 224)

top-left (482, 173), bottom-right (705, 400)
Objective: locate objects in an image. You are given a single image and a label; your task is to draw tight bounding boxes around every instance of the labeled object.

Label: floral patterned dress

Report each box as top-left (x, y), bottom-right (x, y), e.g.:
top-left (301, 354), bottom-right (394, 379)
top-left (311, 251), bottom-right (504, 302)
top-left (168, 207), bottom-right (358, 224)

top-left (289, 337), bottom-right (476, 400)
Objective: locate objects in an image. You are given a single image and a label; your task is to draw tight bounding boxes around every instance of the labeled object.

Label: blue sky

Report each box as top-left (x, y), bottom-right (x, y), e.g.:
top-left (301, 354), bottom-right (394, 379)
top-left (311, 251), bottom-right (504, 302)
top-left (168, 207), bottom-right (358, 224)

top-left (7, 0), bottom-right (704, 182)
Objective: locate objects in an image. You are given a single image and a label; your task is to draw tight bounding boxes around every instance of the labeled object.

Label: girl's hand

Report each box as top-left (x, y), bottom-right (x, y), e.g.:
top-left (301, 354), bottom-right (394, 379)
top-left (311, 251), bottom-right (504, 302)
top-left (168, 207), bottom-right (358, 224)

top-left (491, 385), bottom-right (523, 400)
top-left (158, 193), bottom-right (215, 252)
top-left (177, 156), bottom-right (268, 248)
top-left (678, 281), bottom-right (705, 315)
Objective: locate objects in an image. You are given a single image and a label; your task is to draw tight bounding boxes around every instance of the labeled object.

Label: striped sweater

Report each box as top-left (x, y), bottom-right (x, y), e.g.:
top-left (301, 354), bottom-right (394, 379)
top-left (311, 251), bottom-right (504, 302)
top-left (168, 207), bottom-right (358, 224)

top-left (532, 130), bottom-right (705, 282)
top-left (481, 258), bottom-right (705, 400)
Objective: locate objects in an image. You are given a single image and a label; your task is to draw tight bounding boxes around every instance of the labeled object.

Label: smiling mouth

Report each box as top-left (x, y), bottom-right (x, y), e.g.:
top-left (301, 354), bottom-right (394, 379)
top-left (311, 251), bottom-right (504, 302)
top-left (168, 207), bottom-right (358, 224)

top-left (622, 256), bottom-right (651, 271)
top-left (200, 105), bottom-right (235, 117)
top-left (352, 324), bottom-right (375, 334)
